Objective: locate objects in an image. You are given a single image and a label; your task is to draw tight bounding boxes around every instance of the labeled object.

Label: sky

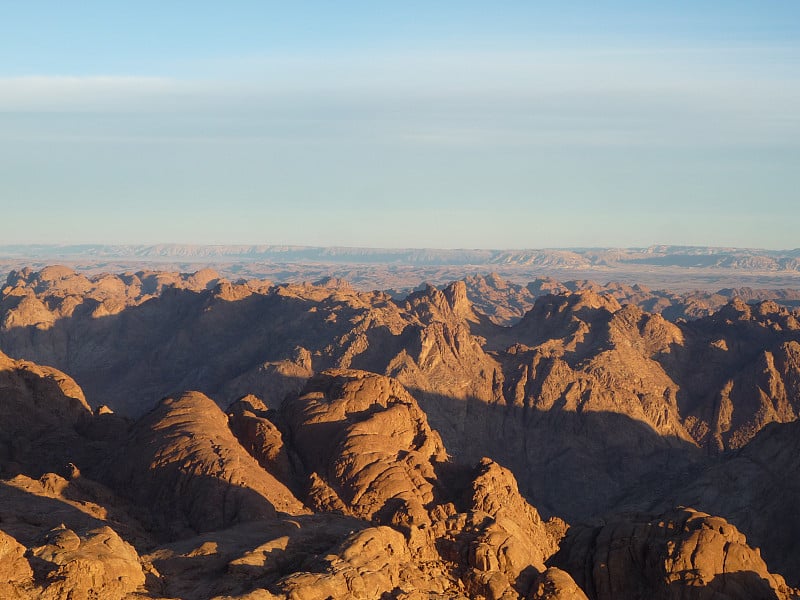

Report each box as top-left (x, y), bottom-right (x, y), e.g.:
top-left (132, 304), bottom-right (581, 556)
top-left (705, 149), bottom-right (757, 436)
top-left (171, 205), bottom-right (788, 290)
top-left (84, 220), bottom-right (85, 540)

top-left (1, 1), bottom-right (799, 249)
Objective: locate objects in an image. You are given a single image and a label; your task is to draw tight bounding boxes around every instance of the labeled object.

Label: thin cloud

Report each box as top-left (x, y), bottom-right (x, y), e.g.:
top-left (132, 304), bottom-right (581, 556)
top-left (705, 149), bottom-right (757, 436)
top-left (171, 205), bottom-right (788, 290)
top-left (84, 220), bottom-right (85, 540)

top-left (0, 76), bottom-right (186, 111)
top-left (1, 45), bottom-right (798, 151)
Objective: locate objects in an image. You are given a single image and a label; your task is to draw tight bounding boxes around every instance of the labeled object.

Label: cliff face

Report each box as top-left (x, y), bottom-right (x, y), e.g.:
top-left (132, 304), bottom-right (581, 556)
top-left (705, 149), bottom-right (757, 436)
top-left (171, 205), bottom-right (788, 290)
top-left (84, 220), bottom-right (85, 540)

top-left (2, 267), bottom-right (800, 596)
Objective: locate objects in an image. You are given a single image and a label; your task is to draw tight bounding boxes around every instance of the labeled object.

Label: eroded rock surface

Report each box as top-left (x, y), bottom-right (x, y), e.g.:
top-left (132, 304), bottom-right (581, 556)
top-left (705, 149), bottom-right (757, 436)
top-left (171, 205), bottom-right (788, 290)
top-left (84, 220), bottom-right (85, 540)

top-left (0, 530), bottom-right (33, 598)
top-left (527, 568), bottom-right (588, 600)
top-left (29, 525), bottom-right (145, 600)
top-left (284, 369), bottom-right (447, 527)
top-left (278, 526), bottom-right (451, 599)
top-left (552, 508), bottom-right (796, 600)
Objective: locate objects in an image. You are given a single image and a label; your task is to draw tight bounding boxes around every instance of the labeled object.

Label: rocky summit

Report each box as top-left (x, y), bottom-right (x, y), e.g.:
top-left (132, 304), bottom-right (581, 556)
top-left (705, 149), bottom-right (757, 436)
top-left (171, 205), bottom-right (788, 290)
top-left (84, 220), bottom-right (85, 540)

top-left (1, 267), bottom-right (799, 599)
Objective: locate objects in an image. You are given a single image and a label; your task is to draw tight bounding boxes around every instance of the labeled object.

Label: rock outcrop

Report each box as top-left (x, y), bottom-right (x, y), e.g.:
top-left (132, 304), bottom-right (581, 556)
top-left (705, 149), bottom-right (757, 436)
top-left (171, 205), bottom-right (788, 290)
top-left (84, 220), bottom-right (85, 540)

top-left (527, 568), bottom-right (588, 600)
top-left (284, 369), bottom-right (447, 526)
top-left (228, 394), bottom-right (296, 486)
top-left (552, 507), bottom-right (795, 600)
top-left (278, 526), bottom-right (453, 599)
top-left (29, 525), bottom-right (146, 600)
top-left (442, 458), bottom-right (567, 599)
top-left (0, 530), bottom-right (33, 598)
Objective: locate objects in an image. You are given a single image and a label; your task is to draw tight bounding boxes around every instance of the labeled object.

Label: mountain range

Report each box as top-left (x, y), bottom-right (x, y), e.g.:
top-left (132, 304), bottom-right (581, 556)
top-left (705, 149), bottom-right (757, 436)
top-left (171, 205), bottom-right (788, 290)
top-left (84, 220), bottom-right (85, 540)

top-left (2, 244), bottom-right (800, 268)
top-left (1, 265), bottom-right (799, 599)
top-left (3, 244), bottom-right (800, 295)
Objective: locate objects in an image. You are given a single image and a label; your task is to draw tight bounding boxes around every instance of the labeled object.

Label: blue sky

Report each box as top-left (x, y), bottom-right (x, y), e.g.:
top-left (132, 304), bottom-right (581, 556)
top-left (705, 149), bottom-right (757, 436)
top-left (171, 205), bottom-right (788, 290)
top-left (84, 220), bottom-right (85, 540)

top-left (1, 2), bottom-right (798, 248)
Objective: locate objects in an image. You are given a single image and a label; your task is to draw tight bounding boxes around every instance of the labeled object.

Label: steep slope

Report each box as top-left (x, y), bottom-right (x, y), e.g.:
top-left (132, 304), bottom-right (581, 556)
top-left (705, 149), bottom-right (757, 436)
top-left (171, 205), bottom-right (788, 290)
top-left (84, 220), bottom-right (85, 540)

top-left (102, 391), bottom-right (308, 537)
top-left (659, 300), bottom-right (800, 451)
top-left (0, 350), bottom-right (94, 477)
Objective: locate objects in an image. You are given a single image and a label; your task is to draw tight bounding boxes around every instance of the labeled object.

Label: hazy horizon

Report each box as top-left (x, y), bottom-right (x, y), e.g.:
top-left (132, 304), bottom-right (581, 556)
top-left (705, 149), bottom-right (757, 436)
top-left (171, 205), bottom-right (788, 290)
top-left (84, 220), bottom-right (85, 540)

top-left (3, 241), bottom-right (799, 254)
top-left (2, 2), bottom-right (798, 249)
top-left (5, 242), bottom-right (800, 252)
